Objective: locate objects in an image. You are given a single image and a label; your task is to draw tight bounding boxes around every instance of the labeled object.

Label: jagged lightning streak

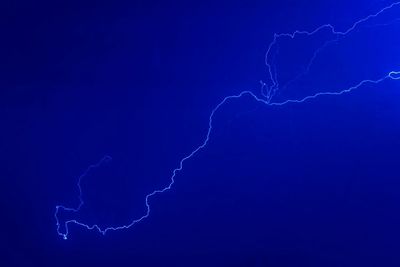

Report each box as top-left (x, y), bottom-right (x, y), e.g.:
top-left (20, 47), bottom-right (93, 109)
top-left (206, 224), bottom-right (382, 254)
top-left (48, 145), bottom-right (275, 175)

top-left (55, 155), bottom-right (112, 239)
top-left (55, 2), bottom-right (400, 239)
top-left (263, 1), bottom-right (400, 100)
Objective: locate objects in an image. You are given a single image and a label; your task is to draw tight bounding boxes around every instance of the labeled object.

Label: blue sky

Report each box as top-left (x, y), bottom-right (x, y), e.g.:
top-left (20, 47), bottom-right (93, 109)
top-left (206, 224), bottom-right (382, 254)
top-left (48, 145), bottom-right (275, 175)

top-left (2, 0), bottom-right (400, 266)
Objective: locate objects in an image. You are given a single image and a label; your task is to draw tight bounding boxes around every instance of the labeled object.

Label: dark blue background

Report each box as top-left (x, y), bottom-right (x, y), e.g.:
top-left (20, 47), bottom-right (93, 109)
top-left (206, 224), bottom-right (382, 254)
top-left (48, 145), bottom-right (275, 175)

top-left (2, 0), bottom-right (400, 266)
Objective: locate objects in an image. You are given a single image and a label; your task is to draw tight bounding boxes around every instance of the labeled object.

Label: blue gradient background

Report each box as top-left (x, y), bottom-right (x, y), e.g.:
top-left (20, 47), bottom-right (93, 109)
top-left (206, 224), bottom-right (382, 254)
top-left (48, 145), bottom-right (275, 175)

top-left (2, 0), bottom-right (400, 266)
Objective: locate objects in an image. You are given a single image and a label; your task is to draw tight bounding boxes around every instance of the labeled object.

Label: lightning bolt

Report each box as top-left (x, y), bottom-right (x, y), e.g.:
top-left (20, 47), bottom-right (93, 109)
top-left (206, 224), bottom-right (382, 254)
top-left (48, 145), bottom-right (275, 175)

top-left (55, 155), bottom-right (112, 239)
top-left (55, 1), bottom-right (400, 239)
